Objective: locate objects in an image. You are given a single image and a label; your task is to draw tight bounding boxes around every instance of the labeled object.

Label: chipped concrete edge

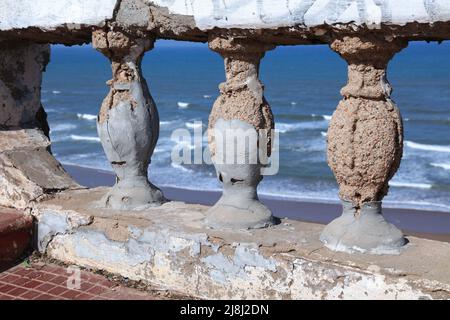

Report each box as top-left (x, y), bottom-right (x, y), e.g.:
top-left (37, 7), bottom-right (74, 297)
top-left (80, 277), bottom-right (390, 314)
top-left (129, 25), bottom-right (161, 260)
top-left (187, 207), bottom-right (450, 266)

top-left (30, 204), bottom-right (450, 300)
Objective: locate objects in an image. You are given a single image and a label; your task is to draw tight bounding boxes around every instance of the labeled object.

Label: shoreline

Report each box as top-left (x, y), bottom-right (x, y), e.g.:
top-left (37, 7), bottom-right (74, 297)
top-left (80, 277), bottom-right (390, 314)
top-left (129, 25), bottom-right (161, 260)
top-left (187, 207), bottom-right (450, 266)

top-left (63, 164), bottom-right (450, 242)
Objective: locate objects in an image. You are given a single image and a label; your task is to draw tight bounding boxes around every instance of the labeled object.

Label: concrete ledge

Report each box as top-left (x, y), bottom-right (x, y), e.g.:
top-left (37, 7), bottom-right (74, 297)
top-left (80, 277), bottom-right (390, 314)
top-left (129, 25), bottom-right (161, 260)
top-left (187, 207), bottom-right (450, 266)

top-left (32, 188), bottom-right (450, 299)
top-left (0, 129), bottom-right (79, 209)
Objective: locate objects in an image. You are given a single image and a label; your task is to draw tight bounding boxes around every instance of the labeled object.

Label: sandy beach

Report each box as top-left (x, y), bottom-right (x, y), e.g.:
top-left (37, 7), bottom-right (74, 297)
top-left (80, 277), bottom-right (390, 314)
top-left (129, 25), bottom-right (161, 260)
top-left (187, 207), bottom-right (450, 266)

top-left (64, 164), bottom-right (450, 243)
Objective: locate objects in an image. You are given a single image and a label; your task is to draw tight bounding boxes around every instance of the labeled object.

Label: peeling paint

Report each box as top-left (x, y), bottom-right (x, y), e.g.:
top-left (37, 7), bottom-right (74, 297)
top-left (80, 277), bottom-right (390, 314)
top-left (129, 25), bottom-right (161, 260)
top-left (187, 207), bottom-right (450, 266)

top-left (149, 0), bottom-right (450, 30)
top-left (32, 189), bottom-right (450, 299)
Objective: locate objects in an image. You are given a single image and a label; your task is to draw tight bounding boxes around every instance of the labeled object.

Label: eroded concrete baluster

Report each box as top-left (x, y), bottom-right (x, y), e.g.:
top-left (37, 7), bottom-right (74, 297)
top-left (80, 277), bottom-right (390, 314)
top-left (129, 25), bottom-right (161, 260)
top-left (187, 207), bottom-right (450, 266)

top-left (206, 36), bottom-right (276, 229)
top-left (321, 35), bottom-right (408, 253)
top-left (0, 41), bottom-right (77, 209)
top-left (92, 30), bottom-right (164, 210)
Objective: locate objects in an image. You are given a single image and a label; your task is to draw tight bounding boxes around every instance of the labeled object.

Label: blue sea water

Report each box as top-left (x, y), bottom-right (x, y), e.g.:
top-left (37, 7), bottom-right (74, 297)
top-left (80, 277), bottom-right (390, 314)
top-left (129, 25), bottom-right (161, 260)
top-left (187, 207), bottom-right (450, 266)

top-left (42, 40), bottom-right (450, 212)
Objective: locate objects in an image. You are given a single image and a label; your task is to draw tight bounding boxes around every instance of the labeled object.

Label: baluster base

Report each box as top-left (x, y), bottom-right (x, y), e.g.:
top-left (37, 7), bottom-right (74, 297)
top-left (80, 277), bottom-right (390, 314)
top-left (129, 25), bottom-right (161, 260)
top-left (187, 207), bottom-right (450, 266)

top-left (99, 179), bottom-right (165, 211)
top-left (320, 200), bottom-right (406, 254)
top-left (205, 163), bottom-right (276, 230)
top-left (206, 199), bottom-right (275, 230)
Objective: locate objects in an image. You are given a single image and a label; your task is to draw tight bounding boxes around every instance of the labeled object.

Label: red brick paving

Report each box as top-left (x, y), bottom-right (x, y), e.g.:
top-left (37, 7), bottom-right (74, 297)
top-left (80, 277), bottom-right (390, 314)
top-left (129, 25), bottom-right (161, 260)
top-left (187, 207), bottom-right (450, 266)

top-left (0, 261), bottom-right (162, 300)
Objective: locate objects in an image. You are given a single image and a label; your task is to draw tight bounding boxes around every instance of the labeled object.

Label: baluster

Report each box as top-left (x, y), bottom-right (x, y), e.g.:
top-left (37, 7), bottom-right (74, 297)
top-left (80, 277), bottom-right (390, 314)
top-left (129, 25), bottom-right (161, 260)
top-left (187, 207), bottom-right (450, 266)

top-left (206, 35), bottom-right (276, 229)
top-left (321, 35), bottom-right (408, 253)
top-left (92, 30), bottom-right (164, 210)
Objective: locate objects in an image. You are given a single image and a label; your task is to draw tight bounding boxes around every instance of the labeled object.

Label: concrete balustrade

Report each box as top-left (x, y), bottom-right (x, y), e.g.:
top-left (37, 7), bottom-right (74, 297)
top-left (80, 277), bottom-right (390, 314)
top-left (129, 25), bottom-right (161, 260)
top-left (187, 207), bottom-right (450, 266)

top-left (0, 0), bottom-right (450, 299)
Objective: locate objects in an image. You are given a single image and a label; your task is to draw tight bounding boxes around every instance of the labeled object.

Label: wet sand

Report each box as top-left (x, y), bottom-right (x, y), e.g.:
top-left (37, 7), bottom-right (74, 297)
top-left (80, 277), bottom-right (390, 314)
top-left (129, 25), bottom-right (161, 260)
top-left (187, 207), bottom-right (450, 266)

top-left (64, 164), bottom-right (450, 243)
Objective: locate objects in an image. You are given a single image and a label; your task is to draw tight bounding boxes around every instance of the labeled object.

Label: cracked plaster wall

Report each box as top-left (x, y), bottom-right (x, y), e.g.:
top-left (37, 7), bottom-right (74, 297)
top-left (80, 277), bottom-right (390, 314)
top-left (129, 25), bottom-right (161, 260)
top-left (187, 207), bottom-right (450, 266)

top-left (33, 205), bottom-right (450, 300)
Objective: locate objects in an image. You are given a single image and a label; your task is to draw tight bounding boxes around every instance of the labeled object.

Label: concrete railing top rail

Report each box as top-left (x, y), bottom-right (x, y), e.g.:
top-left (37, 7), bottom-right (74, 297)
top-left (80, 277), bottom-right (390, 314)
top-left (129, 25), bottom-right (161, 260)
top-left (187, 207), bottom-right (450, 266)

top-left (1, 0), bottom-right (450, 44)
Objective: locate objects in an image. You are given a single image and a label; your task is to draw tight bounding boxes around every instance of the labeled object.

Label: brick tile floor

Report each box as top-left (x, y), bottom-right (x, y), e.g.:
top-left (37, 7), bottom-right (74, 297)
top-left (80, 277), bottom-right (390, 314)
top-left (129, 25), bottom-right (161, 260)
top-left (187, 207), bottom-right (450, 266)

top-left (0, 260), bottom-right (165, 300)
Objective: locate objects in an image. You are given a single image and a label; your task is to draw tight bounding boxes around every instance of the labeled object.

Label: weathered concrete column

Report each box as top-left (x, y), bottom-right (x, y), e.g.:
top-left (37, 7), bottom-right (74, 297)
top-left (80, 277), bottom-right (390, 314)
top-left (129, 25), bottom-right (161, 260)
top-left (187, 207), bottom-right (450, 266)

top-left (206, 36), bottom-right (276, 229)
top-left (92, 30), bottom-right (164, 210)
top-left (321, 35), bottom-right (408, 253)
top-left (0, 41), bottom-right (77, 209)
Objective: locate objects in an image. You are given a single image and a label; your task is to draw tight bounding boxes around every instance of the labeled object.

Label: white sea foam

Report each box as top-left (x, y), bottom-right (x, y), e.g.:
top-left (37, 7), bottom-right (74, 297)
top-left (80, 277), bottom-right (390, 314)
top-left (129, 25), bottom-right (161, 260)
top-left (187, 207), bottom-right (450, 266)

top-left (52, 90), bottom-right (61, 94)
top-left (175, 140), bottom-right (195, 150)
top-left (389, 181), bottom-right (432, 189)
top-left (171, 162), bottom-right (192, 172)
top-left (431, 162), bottom-right (450, 170)
top-left (70, 135), bottom-right (100, 142)
top-left (185, 122), bottom-right (203, 129)
top-left (276, 120), bottom-right (328, 133)
top-left (51, 124), bottom-right (77, 132)
top-left (160, 120), bottom-right (178, 128)
top-left (405, 140), bottom-right (450, 153)
top-left (276, 123), bottom-right (297, 133)
top-left (310, 113), bottom-right (331, 120)
top-left (290, 102), bottom-right (297, 106)
top-left (203, 95), bottom-right (212, 98)
top-left (383, 199), bottom-right (450, 212)
top-left (77, 113), bottom-right (97, 121)
top-left (320, 131), bottom-right (327, 137)
top-left (177, 102), bottom-right (190, 108)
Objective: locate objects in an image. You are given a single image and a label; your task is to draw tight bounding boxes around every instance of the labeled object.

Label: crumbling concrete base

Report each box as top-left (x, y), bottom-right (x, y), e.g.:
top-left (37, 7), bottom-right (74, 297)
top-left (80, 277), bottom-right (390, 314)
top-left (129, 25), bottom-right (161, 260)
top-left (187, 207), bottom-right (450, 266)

top-left (0, 41), bottom-right (78, 209)
top-left (32, 188), bottom-right (450, 300)
top-left (0, 129), bottom-right (79, 209)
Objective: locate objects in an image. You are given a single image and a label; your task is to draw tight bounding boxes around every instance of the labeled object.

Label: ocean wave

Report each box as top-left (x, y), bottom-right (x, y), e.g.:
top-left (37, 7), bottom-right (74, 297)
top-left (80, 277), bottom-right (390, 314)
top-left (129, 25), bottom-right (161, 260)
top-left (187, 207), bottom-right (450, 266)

top-left (57, 160), bottom-right (450, 213)
top-left (171, 162), bottom-right (193, 173)
top-left (405, 140), bottom-right (450, 153)
top-left (77, 113), bottom-right (97, 121)
top-left (276, 120), bottom-right (328, 133)
top-left (310, 114), bottom-right (331, 121)
top-left (160, 120), bottom-right (178, 128)
top-left (175, 141), bottom-right (195, 150)
top-left (276, 123), bottom-right (298, 133)
top-left (185, 121), bottom-right (203, 129)
top-left (70, 135), bottom-right (100, 142)
top-left (153, 143), bottom-right (174, 154)
top-left (290, 102), bottom-right (297, 106)
top-left (51, 124), bottom-right (77, 132)
top-left (431, 162), bottom-right (450, 170)
top-left (203, 95), bottom-right (212, 99)
top-left (320, 131), bottom-right (327, 137)
top-left (177, 102), bottom-right (190, 109)
top-left (383, 199), bottom-right (450, 212)
top-left (52, 90), bottom-right (61, 94)
top-left (389, 181), bottom-right (432, 189)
